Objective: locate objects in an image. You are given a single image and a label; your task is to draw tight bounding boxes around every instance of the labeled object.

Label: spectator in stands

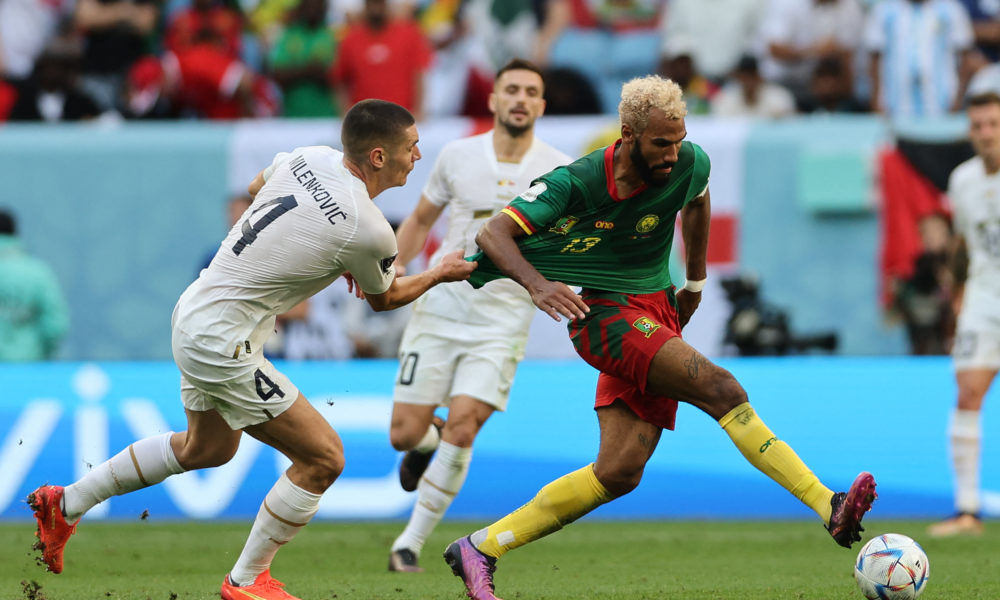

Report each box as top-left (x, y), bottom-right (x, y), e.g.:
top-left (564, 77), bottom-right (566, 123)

top-left (0, 0), bottom-right (77, 84)
top-left (279, 284), bottom-right (355, 360)
top-left (798, 55), bottom-right (867, 113)
top-left (892, 212), bottom-right (956, 356)
top-left (659, 48), bottom-right (717, 115)
top-left (757, 0), bottom-right (865, 104)
top-left (541, 66), bottom-right (602, 114)
top-left (0, 208), bottom-right (70, 361)
top-left (957, 0), bottom-right (1000, 61)
top-left (543, 0), bottom-right (664, 113)
top-left (73, 0), bottom-right (159, 111)
top-left (124, 33), bottom-right (280, 120)
top-left (711, 54), bottom-right (796, 118)
top-left (658, 0), bottom-right (766, 84)
top-left (269, 0), bottom-right (339, 118)
top-left (457, 0), bottom-right (569, 69)
top-left (0, 79), bottom-right (17, 120)
top-left (331, 0), bottom-right (432, 117)
top-left (865, 0), bottom-right (975, 117)
top-left (165, 0), bottom-right (244, 60)
top-left (8, 41), bottom-right (102, 122)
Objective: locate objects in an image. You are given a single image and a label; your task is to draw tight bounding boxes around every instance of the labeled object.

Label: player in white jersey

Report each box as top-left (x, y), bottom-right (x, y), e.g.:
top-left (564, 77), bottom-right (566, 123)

top-left (930, 92), bottom-right (1000, 537)
top-left (385, 59), bottom-right (571, 572)
top-left (27, 99), bottom-right (476, 600)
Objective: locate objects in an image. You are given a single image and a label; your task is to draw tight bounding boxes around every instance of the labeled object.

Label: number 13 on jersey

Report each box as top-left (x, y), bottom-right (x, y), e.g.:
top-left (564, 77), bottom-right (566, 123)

top-left (560, 237), bottom-right (601, 253)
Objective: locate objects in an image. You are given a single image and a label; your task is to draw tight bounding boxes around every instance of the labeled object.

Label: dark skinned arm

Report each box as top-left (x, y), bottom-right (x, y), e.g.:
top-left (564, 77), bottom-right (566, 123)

top-left (677, 188), bottom-right (711, 327)
top-left (475, 213), bottom-right (589, 322)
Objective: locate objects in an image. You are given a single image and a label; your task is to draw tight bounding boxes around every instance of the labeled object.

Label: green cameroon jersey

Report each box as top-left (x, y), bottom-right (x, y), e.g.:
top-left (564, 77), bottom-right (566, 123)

top-left (467, 140), bottom-right (711, 294)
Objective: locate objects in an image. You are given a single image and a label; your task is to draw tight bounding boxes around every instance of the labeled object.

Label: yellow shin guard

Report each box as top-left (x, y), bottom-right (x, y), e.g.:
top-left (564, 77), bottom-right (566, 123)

top-left (719, 403), bottom-right (834, 522)
top-left (476, 464), bottom-right (612, 558)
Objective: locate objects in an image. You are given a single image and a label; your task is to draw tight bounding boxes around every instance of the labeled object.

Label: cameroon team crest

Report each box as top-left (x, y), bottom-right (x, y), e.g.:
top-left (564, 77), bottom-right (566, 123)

top-left (549, 216), bottom-right (579, 235)
top-left (632, 316), bottom-right (662, 338)
top-left (636, 214), bottom-right (660, 233)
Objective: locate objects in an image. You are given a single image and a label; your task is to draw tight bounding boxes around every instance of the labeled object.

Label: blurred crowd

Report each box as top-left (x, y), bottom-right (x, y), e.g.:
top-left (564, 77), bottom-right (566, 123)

top-left (2, 0), bottom-right (1000, 123)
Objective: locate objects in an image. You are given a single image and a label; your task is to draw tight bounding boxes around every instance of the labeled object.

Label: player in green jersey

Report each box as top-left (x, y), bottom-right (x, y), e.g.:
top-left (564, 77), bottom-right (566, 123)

top-left (443, 75), bottom-right (878, 600)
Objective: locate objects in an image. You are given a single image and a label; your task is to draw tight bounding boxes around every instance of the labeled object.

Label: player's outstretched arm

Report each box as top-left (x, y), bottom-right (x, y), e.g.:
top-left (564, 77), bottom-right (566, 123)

top-left (677, 188), bottom-right (711, 327)
top-left (476, 213), bottom-right (588, 322)
top-left (364, 250), bottom-right (475, 312)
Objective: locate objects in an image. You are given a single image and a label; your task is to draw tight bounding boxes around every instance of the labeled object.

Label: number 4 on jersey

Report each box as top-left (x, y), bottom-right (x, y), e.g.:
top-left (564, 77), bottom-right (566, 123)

top-left (232, 195), bottom-right (299, 255)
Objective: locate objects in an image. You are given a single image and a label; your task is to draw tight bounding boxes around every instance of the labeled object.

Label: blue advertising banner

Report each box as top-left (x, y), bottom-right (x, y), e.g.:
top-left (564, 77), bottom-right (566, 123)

top-left (1, 358), bottom-right (996, 523)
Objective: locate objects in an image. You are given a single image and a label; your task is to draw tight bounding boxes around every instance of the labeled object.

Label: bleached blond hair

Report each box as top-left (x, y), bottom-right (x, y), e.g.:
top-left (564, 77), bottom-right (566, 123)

top-left (618, 76), bottom-right (687, 133)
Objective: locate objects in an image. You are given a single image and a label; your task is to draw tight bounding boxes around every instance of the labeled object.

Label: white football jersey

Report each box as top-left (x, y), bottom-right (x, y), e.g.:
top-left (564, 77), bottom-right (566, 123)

top-left (413, 131), bottom-right (571, 329)
top-left (174, 145), bottom-right (398, 358)
top-left (948, 155), bottom-right (1000, 317)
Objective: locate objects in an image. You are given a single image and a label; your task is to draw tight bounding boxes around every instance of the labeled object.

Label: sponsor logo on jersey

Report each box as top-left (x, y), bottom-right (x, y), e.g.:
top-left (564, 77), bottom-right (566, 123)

top-left (636, 214), bottom-right (660, 233)
top-left (549, 216), bottom-right (579, 235)
top-left (595, 220), bottom-right (615, 230)
top-left (632, 316), bottom-right (662, 338)
top-left (380, 254), bottom-right (397, 274)
top-left (519, 182), bottom-right (547, 202)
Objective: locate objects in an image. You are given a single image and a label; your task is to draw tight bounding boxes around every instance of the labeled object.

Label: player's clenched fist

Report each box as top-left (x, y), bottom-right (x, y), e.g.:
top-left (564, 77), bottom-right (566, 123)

top-left (435, 250), bottom-right (477, 282)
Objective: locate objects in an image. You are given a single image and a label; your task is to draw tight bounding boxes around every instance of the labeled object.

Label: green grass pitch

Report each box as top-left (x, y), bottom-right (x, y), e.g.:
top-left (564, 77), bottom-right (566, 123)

top-left (3, 519), bottom-right (998, 599)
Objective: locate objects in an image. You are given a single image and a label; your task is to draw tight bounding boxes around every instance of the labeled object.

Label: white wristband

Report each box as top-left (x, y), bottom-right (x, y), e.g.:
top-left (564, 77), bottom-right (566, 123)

top-left (683, 278), bottom-right (707, 293)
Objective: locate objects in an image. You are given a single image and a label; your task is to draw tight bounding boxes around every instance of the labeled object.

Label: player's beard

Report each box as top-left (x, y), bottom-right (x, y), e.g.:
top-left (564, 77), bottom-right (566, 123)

top-left (630, 141), bottom-right (673, 187)
top-left (499, 114), bottom-right (532, 138)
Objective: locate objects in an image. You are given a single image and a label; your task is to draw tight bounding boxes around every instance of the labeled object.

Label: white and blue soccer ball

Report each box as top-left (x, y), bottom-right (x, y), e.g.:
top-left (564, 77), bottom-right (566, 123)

top-left (854, 533), bottom-right (930, 600)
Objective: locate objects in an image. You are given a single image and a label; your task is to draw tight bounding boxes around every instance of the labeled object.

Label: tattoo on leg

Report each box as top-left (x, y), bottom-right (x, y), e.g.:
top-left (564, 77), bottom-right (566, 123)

top-left (684, 351), bottom-right (706, 379)
top-left (638, 432), bottom-right (655, 450)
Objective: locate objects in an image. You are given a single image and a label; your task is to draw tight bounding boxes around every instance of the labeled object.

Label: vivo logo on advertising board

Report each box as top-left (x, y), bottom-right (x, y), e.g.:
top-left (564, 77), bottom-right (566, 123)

top-left (3, 358), bottom-right (998, 521)
top-left (0, 363), bottom-right (415, 520)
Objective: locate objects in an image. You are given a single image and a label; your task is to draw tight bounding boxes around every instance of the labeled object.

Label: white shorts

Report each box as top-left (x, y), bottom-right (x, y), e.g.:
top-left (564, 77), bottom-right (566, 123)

top-left (173, 329), bottom-right (299, 430)
top-left (393, 314), bottom-right (524, 411)
top-left (953, 296), bottom-right (1000, 371)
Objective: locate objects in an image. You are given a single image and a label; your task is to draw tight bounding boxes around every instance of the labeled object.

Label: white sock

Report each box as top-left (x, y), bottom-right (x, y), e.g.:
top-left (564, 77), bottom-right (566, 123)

top-left (413, 423), bottom-right (441, 453)
top-left (950, 409), bottom-right (982, 514)
top-left (63, 432), bottom-right (184, 521)
top-left (230, 472), bottom-right (321, 586)
top-left (392, 441), bottom-right (471, 555)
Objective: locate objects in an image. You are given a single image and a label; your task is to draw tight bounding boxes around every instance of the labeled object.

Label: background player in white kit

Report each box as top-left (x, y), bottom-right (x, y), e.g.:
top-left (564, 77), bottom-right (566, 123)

top-left (385, 59), bottom-right (571, 572)
top-left (27, 99), bottom-right (476, 600)
top-left (930, 91), bottom-right (1000, 537)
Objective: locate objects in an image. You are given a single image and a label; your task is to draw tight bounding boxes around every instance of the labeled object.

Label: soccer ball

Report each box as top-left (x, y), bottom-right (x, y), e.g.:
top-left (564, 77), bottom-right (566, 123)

top-left (854, 533), bottom-right (930, 600)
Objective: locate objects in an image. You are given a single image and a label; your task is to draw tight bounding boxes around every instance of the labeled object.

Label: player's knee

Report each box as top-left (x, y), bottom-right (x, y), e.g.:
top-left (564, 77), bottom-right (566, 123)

top-left (388, 425), bottom-right (423, 452)
top-left (176, 442), bottom-right (238, 470)
top-left (441, 418), bottom-right (479, 448)
top-left (956, 387), bottom-right (986, 411)
top-left (309, 445), bottom-right (345, 489)
top-left (703, 372), bottom-right (747, 414)
top-left (593, 464), bottom-right (643, 498)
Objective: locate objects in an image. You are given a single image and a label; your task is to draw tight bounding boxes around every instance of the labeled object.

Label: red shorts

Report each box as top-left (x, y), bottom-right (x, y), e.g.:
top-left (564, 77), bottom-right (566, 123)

top-left (568, 289), bottom-right (681, 430)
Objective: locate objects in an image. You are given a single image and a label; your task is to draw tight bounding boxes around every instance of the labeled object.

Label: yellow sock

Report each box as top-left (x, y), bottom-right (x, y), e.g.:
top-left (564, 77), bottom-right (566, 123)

top-left (719, 403), bottom-right (834, 522)
top-left (474, 464), bottom-right (612, 558)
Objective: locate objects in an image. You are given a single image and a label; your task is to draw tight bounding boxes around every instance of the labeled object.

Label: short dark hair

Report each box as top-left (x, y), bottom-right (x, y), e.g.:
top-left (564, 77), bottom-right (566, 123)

top-left (0, 209), bottom-right (15, 235)
top-left (341, 99), bottom-right (415, 162)
top-left (968, 91), bottom-right (1000, 109)
top-left (735, 55), bottom-right (759, 75)
top-left (495, 58), bottom-right (544, 83)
